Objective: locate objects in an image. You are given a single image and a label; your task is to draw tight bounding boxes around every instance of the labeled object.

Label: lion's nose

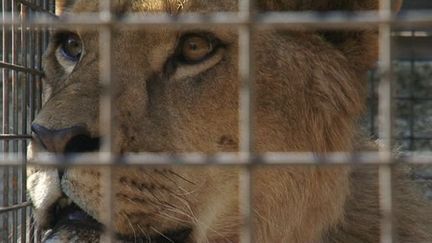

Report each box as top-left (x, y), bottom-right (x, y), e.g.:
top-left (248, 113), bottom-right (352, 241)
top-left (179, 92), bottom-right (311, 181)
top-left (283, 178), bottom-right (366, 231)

top-left (31, 124), bottom-right (100, 153)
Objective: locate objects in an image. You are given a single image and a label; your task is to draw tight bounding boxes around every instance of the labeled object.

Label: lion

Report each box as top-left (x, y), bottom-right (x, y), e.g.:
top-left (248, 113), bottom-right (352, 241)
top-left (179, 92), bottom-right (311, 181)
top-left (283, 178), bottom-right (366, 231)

top-left (26, 0), bottom-right (432, 242)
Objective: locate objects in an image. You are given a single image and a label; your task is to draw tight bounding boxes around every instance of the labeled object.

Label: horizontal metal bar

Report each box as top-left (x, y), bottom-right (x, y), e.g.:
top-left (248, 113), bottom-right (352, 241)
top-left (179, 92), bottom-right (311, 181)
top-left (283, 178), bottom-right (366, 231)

top-left (1, 152), bottom-right (432, 166)
top-left (0, 10), bottom-right (431, 29)
top-left (0, 134), bottom-right (428, 141)
top-left (0, 201), bottom-right (32, 214)
top-left (0, 134), bottom-right (32, 139)
top-left (0, 61), bottom-right (44, 76)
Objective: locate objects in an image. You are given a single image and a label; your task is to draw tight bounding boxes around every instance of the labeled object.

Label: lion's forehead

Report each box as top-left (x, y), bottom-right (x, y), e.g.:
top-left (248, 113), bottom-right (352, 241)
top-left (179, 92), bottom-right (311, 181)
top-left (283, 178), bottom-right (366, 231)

top-left (70, 0), bottom-right (238, 14)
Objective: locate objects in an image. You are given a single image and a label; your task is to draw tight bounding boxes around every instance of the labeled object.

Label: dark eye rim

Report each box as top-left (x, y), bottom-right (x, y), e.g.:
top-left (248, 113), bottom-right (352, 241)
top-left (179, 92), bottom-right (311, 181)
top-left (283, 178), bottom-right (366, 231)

top-left (53, 31), bottom-right (82, 63)
top-left (175, 32), bottom-right (225, 65)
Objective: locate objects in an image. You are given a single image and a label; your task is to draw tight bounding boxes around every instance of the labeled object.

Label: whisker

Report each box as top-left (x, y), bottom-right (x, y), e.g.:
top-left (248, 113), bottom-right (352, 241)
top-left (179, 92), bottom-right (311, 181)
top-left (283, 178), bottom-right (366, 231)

top-left (137, 224), bottom-right (152, 243)
top-left (150, 226), bottom-right (174, 243)
top-left (158, 211), bottom-right (191, 225)
top-left (167, 170), bottom-right (196, 185)
top-left (153, 171), bottom-right (197, 196)
top-left (122, 212), bottom-right (138, 243)
top-left (168, 193), bottom-right (234, 243)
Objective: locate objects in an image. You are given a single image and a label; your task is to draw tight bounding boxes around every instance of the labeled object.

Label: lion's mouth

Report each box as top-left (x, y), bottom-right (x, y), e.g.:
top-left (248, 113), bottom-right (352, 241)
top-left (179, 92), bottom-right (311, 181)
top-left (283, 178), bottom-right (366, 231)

top-left (43, 199), bottom-right (192, 243)
top-left (42, 201), bottom-right (103, 242)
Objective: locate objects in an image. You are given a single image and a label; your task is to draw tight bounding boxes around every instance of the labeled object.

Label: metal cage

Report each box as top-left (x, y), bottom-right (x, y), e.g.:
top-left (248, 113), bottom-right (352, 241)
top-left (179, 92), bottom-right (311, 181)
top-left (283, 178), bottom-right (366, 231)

top-left (0, 0), bottom-right (431, 242)
top-left (1, 1), bottom-right (54, 242)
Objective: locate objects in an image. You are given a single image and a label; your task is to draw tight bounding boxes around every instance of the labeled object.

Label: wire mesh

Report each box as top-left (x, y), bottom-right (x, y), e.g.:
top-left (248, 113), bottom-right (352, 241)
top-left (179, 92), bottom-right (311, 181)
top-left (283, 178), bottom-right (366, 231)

top-left (0, 0), bottom-right (431, 242)
top-left (0, 1), bottom-right (53, 242)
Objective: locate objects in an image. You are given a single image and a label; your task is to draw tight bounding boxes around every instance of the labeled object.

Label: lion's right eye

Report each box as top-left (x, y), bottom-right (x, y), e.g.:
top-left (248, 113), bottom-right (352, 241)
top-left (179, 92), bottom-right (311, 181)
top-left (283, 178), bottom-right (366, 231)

top-left (176, 33), bottom-right (223, 65)
top-left (180, 35), bottom-right (214, 63)
top-left (57, 33), bottom-right (82, 62)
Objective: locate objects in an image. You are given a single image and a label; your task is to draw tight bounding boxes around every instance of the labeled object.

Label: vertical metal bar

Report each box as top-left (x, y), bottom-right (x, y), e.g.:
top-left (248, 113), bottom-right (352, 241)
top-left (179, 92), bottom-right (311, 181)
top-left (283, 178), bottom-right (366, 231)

top-left (29, 214), bottom-right (35, 243)
top-left (2, 0), bottom-right (11, 152)
top-left (42, 0), bottom-right (49, 50)
top-left (19, 2), bottom-right (28, 242)
top-left (239, 0), bottom-right (254, 242)
top-left (2, 1), bottom-right (11, 241)
top-left (27, 1), bottom-right (37, 241)
top-left (378, 0), bottom-right (395, 243)
top-left (36, 0), bottom-right (42, 112)
top-left (30, 1), bottom-right (47, 241)
top-left (408, 30), bottom-right (415, 151)
top-left (28, 15), bottom-right (35, 122)
top-left (368, 71), bottom-right (376, 138)
top-left (99, 1), bottom-right (114, 242)
top-left (11, 2), bottom-right (19, 242)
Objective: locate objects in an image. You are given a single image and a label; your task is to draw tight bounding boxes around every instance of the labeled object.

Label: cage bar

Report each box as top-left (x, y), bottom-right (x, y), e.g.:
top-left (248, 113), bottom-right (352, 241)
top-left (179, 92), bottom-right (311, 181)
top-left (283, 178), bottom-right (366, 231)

top-left (2, 1), bottom-right (11, 240)
top-left (0, 10), bottom-right (432, 29)
top-left (378, 0), bottom-right (395, 242)
top-left (98, 0), bottom-right (114, 242)
top-left (0, 151), bottom-right (425, 166)
top-left (238, 0), bottom-right (254, 241)
top-left (0, 0), bottom-right (431, 242)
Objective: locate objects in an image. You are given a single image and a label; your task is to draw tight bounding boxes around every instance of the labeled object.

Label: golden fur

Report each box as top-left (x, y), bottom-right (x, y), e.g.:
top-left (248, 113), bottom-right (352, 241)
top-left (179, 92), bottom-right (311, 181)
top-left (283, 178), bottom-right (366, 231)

top-left (27, 0), bottom-right (432, 242)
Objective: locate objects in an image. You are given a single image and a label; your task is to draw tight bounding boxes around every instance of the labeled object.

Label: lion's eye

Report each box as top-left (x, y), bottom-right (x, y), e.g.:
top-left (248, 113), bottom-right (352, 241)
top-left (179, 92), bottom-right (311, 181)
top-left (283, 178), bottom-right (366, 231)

top-left (58, 33), bottom-right (82, 62)
top-left (178, 34), bottom-right (217, 64)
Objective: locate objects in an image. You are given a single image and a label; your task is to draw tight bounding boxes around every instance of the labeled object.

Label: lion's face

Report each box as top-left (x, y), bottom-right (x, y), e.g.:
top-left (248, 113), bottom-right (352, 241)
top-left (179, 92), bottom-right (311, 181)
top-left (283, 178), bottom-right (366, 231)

top-left (27, 0), bottom-right (377, 242)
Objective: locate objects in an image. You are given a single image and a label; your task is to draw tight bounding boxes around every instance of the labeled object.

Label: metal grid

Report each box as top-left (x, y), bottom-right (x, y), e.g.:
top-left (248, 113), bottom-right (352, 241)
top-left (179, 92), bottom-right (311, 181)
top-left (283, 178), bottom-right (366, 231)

top-left (0, 1), bottom-right (54, 242)
top-left (366, 38), bottom-right (432, 151)
top-left (364, 2), bottom-right (432, 152)
top-left (0, 0), bottom-right (431, 242)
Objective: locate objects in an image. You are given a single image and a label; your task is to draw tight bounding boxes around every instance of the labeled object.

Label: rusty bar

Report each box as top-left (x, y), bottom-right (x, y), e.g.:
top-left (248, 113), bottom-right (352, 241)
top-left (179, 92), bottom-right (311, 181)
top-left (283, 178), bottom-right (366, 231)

top-left (0, 61), bottom-right (44, 75)
top-left (25, 0), bottom-right (40, 240)
top-left (0, 134), bottom-right (32, 140)
top-left (29, 214), bottom-right (35, 243)
top-left (35, 4), bottom-right (42, 113)
top-left (2, 0), bottom-right (12, 241)
top-left (11, 1), bottom-right (19, 241)
top-left (33, 0), bottom-right (49, 241)
top-left (28, 13), bottom-right (35, 123)
top-left (0, 201), bottom-right (31, 214)
top-left (15, 0), bottom-right (55, 16)
top-left (19, 2), bottom-right (29, 242)
top-left (26, 20), bottom-right (37, 239)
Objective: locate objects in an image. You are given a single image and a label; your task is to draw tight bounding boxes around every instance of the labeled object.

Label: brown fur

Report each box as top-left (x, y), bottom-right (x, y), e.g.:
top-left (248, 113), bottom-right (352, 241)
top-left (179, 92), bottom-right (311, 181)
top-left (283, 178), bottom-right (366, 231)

top-left (27, 0), bottom-right (432, 242)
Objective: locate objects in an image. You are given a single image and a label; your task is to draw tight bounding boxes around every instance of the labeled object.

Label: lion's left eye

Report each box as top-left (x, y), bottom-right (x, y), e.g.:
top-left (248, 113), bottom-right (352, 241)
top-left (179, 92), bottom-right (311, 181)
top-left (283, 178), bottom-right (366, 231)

top-left (177, 34), bottom-right (220, 64)
top-left (58, 33), bottom-right (82, 62)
